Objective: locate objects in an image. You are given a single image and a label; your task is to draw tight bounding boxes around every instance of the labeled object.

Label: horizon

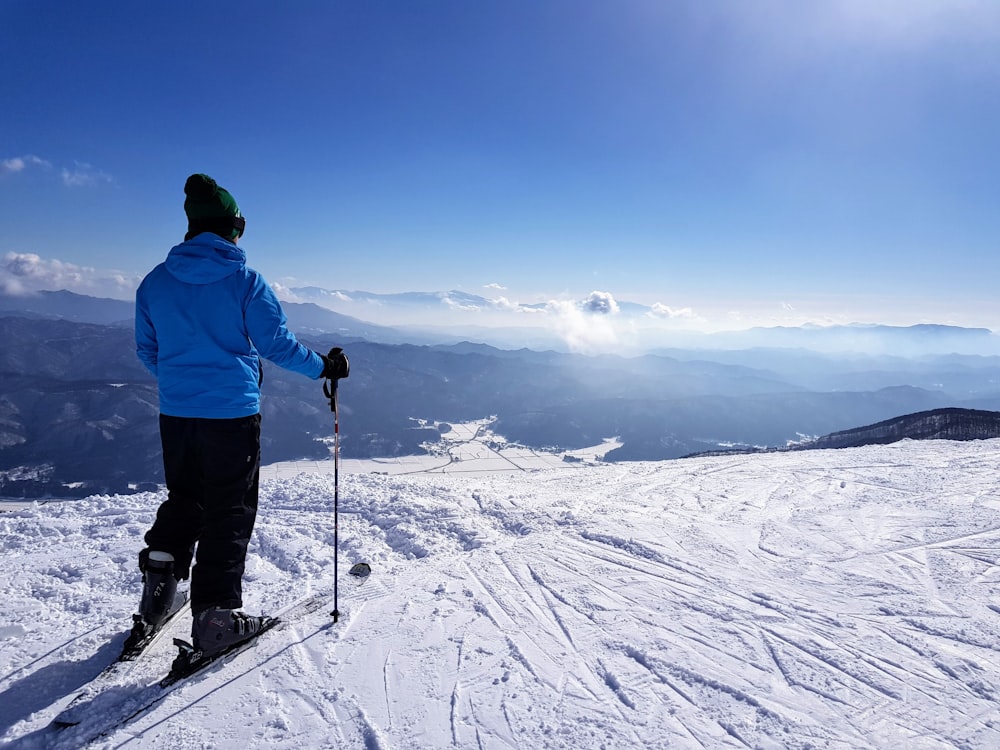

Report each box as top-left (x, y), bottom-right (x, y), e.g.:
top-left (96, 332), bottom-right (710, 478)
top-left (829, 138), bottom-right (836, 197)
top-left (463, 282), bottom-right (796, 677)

top-left (3, 2), bottom-right (1000, 335)
top-left (5, 278), bottom-right (1000, 359)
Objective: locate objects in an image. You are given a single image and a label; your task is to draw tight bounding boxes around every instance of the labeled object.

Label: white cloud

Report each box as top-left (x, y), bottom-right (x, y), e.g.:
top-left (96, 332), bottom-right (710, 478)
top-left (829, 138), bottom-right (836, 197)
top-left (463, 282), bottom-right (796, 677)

top-left (580, 290), bottom-right (620, 315)
top-left (490, 296), bottom-right (521, 312)
top-left (546, 296), bottom-right (620, 354)
top-left (1, 155), bottom-right (51, 174)
top-left (0, 155), bottom-right (113, 187)
top-left (61, 162), bottom-right (115, 188)
top-left (271, 283), bottom-right (306, 303)
top-left (483, 282), bottom-right (506, 291)
top-left (441, 294), bottom-right (483, 313)
top-left (647, 302), bottom-right (697, 320)
top-left (272, 282), bottom-right (354, 305)
top-left (0, 252), bottom-right (141, 299)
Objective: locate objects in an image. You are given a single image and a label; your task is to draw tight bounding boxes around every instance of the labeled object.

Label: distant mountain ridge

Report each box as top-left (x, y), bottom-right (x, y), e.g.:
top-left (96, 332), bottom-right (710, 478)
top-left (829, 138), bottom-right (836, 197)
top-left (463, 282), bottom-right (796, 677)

top-left (802, 407), bottom-right (1000, 450)
top-left (4, 287), bottom-right (1000, 355)
top-left (0, 289), bottom-right (133, 326)
top-left (693, 323), bottom-right (998, 356)
top-left (295, 287), bottom-right (1000, 355)
top-left (0, 289), bottom-right (438, 344)
top-left (687, 407), bottom-right (1000, 459)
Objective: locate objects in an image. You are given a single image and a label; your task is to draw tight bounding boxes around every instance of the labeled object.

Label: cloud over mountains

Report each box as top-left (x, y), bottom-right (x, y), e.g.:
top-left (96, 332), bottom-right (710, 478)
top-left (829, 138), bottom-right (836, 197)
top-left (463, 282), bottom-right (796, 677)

top-left (0, 252), bottom-right (140, 298)
top-left (5, 251), bottom-right (1000, 356)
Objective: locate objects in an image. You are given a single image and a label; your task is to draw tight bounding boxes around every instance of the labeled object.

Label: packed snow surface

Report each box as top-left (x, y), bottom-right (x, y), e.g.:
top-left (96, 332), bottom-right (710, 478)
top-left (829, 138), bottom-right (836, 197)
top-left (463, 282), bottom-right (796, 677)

top-left (3, 439), bottom-right (1000, 748)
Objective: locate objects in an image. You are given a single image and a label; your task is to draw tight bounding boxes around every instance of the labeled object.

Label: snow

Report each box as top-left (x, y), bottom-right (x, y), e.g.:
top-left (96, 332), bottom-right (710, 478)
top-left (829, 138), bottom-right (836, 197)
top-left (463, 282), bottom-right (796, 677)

top-left (4, 439), bottom-right (1000, 748)
top-left (284, 419), bottom-right (622, 478)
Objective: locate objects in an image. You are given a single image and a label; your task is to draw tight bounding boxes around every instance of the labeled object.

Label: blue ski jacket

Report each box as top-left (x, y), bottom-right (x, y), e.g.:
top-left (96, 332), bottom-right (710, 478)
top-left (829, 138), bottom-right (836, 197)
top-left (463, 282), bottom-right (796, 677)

top-left (135, 233), bottom-right (324, 418)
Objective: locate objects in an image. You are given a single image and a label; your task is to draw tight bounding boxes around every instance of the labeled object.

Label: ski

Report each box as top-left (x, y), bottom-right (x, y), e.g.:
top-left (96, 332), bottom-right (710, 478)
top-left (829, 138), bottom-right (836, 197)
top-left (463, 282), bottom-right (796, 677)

top-left (164, 564), bottom-right (371, 685)
top-left (121, 597), bottom-right (190, 660)
top-left (160, 614), bottom-right (281, 687)
top-left (52, 594), bottom-right (190, 727)
top-left (53, 569), bottom-right (371, 747)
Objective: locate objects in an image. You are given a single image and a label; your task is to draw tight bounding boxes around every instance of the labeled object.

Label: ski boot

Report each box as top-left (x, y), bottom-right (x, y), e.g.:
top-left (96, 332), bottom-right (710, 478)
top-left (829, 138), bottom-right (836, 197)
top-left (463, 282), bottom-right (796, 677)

top-left (139, 550), bottom-right (179, 627)
top-left (122, 550), bottom-right (179, 656)
top-left (191, 607), bottom-right (269, 658)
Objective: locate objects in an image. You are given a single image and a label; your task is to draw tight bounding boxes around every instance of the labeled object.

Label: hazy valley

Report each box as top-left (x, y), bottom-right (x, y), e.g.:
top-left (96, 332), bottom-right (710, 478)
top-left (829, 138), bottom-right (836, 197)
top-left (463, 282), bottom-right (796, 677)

top-left (3, 289), bottom-right (1000, 497)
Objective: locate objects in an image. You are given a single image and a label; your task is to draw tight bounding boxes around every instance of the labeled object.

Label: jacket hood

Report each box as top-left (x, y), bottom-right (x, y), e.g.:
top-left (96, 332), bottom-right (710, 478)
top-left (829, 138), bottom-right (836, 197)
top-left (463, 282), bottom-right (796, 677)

top-left (165, 233), bottom-right (246, 285)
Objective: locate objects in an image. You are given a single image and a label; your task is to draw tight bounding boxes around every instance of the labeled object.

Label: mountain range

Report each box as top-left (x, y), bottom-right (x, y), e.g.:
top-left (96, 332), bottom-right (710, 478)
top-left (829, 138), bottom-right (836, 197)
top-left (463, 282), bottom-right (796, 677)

top-left (6, 287), bottom-right (1000, 354)
top-left (286, 286), bottom-right (1000, 355)
top-left (2, 288), bottom-right (1000, 497)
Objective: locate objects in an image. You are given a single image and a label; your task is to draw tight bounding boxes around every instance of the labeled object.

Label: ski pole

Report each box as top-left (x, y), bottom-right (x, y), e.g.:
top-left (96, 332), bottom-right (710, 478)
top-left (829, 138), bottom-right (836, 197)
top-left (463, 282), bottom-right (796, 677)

top-left (323, 375), bottom-right (341, 621)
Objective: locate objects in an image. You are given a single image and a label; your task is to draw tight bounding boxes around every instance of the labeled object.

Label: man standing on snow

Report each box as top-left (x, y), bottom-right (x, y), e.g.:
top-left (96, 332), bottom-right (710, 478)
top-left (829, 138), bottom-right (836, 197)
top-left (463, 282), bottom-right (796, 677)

top-left (134, 173), bottom-right (349, 656)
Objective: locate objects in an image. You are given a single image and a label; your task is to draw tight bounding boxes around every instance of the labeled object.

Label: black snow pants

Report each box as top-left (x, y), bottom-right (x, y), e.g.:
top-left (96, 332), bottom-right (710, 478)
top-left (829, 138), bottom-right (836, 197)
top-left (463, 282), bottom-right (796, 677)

top-left (144, 413), bottom-right (262, 612)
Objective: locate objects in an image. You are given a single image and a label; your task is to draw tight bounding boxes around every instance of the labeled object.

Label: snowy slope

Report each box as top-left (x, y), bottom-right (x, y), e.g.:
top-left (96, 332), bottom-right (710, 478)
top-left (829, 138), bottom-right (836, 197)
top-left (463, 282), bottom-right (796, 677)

top-left (3, 440), bottom-right (1000, 749)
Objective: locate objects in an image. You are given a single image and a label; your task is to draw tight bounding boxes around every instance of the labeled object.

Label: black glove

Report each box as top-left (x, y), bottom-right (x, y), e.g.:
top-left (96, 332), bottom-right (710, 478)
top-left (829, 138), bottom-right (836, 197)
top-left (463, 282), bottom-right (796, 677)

top-left (320, 347), bottom-right (350, 380)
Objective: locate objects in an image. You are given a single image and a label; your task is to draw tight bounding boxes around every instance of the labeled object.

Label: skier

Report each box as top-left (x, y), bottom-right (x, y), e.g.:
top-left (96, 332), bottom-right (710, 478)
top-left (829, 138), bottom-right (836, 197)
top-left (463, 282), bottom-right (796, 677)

top-left (134, 173), bottom-right (350, 656)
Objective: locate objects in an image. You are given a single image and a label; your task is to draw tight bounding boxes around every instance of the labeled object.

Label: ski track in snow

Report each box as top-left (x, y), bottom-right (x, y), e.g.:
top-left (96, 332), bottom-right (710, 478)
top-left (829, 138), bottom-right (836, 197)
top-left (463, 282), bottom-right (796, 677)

top-left (3, 440), bottom-right (1000, 747)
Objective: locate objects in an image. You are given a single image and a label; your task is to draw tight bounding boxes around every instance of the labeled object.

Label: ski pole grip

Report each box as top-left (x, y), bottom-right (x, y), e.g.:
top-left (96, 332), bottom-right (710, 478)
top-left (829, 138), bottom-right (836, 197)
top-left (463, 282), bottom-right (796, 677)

top-left (323, 378), bottom-right (338, 412)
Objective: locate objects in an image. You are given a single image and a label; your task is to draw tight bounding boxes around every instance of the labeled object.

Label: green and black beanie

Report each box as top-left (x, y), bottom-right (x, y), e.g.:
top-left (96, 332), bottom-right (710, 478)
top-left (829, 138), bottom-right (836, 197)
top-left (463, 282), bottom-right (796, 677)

top-left (183, 173), bottom-right (245, 241)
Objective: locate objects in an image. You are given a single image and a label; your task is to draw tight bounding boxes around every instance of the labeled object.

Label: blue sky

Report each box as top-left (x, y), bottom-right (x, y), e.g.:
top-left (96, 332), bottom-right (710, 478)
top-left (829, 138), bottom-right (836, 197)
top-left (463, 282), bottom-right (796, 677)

top-left (2, 1), bottom-right (999, 332)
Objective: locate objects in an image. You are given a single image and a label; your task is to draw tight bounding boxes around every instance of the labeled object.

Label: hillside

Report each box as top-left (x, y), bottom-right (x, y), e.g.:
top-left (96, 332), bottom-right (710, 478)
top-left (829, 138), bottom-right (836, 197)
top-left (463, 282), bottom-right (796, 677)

top-left (3, 440), bottom-right (1000, 747)
top-left (805, 407), bottom-right (1000, 449)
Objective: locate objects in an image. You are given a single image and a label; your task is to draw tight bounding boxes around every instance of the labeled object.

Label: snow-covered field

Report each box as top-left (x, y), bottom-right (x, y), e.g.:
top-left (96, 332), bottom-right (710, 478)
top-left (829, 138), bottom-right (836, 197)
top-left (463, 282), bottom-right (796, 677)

top-left (263, 419), bottom-right (623, 479)
top-left (4, 439), bottom-right (1000, 749)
